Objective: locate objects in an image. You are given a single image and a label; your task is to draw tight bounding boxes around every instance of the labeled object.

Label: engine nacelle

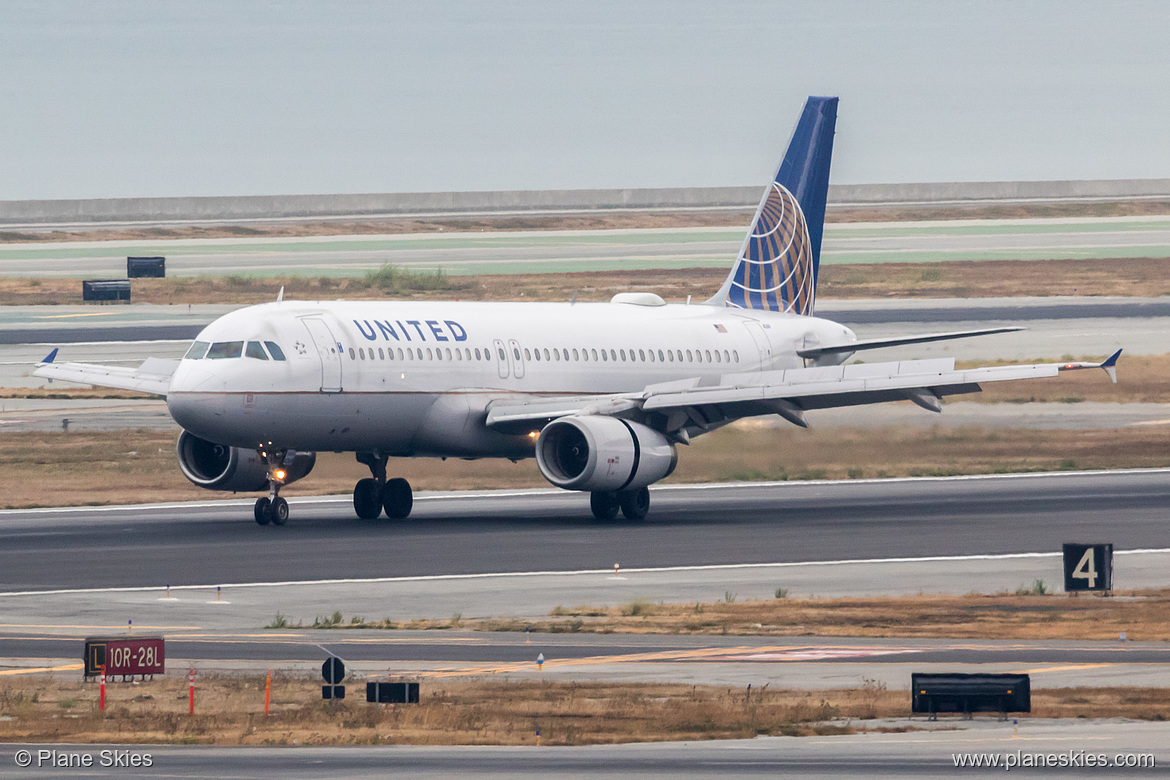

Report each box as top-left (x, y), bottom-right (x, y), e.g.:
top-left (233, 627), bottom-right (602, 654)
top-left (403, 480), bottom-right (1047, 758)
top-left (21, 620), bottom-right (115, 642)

top-left (535, 415), bottom-right (677, 492)
top-left (176, 430), bottom-right (316, 492)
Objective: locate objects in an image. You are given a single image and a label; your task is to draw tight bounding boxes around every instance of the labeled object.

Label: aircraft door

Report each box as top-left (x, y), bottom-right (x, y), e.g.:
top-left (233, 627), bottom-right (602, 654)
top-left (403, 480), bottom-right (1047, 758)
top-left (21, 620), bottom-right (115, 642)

top-left (493, 338), bottom-right (510, 379)
top-left (743, 321), bottom-right (772, 371)
top-left (301, 317), bottom-right (343, 392)
top-left (507, 339), bottom-right (525, 379)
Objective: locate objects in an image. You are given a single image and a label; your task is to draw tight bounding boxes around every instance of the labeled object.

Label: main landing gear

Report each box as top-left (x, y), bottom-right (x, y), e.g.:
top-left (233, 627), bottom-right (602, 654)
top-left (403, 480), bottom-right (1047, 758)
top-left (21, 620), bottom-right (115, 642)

top-left (590, 487), bottom-right (650, 522)
top-left (254, 449), bottom-right (290, 527)
top-left (353, 453), bottom-right (413, 520)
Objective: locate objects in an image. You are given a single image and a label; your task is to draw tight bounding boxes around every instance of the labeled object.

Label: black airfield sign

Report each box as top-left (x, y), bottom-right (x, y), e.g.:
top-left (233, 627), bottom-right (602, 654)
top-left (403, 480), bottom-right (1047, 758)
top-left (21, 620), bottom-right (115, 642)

top-left (1062, 543), bottom-right (1113, 592)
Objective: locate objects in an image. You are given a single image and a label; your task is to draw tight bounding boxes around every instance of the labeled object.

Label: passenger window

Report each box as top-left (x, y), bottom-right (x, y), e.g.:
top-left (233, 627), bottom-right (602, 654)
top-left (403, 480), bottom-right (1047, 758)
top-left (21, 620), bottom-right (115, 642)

top-left (436, 349), bottom-right (442, 361)
top-left (590, 349), bottom-right (598, 361)
top-left (573, 349), bottom-right (579, 361)
top-left (668, 350), bottom-right (674, 362)
top-left (657, 350), bottom-right (665, 362)
top-left (601, 350), bottom-right (607, 362)
top-left (500, 348), bottom-right (507, 361)
top-left (534, 349), bottom-right (541, 362)
top-left (515, 348), bottom-right (522, 361)
top-left (184, 341), bottom-right (210, 360)
top-left (715, 350), bottom-right (721, 363)
top-left (245, 341), bottom-right (269, 360)
top-left (638, 349), bottom-right (645, 361)
top-left (426, 348), bottom-right (433, 360)
top-left (206, 341), bottom-right (244, 359)
top-left (264, 341), bottom-right (286, 361)
top-left (543, 348), bottom-right (550, 361)
top-left (397, 348), bottom-right (404, 360)
top-left (724, 350), bottom-right (730, 363)
top-left (620, 349), bottom-right (627, 361)
top-left (733, 350), bottom-right (739, 362)
top-left (475, 348), bottom-right (482, 360)
top-left (610, 349), bottom-right (617, 362)
top-left (554, 349), bottom-right (560, 361)
top-left (649, 350), bottom-right (656, 362)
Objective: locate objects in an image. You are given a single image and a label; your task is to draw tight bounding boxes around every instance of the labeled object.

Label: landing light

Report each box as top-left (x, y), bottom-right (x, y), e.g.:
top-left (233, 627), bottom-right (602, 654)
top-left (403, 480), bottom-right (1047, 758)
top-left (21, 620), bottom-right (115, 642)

top-left (274, 469), bottom-right (287, 481)
top-left (528, 431), bottom-right (539, 440)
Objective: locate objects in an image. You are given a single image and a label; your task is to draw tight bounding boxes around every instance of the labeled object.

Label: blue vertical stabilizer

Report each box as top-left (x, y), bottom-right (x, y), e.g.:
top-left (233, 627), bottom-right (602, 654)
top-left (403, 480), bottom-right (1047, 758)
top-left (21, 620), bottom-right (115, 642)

top-left (711, 96), bottom-right (838, 315)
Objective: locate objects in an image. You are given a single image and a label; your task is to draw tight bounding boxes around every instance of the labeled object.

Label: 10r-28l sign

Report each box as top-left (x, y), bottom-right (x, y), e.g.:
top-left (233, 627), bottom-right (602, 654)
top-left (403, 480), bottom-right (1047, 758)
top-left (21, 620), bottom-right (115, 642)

top-left (1062, 543), bottom-right (1113, 592)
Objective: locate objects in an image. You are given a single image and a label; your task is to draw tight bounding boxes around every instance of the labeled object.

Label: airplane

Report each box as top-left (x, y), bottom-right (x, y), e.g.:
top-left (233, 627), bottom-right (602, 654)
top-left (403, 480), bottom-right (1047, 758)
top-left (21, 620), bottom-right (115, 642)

top-left (35, 96), bottom-right (1121, 526)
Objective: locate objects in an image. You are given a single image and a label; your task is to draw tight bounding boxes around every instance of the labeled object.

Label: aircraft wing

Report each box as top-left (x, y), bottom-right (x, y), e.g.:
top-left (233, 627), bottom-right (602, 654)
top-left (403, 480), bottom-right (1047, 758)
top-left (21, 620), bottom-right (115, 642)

top-left (795, 327), bottom-right (1024, 359)
top-left (485, 351), bottom-right (1121, 437)
top-left (32, 349), bottom-right (177, 397)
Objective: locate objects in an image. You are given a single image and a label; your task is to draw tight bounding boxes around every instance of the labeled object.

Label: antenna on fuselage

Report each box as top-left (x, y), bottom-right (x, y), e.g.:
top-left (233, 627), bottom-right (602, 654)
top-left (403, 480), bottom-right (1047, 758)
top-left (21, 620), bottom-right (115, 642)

top-left (570, 290), bottom-right (578, 306)
top-left (276, 286), bottom-right (284, 303)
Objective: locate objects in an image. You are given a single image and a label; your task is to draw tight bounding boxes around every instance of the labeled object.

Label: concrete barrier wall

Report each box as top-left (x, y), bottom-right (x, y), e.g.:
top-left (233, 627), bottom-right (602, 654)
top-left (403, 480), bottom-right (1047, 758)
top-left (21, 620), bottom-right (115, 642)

top-left (3, 179), bottom-right (1170, 225)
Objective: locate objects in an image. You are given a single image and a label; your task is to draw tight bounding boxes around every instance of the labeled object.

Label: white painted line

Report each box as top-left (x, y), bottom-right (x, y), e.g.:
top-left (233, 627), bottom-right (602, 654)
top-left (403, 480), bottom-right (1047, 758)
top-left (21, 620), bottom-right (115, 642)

top-left (2, 548), bottom-right (1168, 599)
top-left (2, 467), bottom-right (1168, 517)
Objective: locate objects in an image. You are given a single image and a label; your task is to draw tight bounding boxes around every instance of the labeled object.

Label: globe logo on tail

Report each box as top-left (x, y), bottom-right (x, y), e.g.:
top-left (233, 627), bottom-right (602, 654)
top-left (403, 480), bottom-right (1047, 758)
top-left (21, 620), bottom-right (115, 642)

top-left (728, 183), bottom-right (815, 315)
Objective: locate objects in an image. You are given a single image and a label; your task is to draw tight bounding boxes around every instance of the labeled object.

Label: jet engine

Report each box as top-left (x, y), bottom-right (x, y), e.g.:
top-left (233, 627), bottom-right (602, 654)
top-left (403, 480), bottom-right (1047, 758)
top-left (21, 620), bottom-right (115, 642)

top-left (176, 430), bottom-right (316, 492)
top-left (535, 415), bottom-right (677, 492)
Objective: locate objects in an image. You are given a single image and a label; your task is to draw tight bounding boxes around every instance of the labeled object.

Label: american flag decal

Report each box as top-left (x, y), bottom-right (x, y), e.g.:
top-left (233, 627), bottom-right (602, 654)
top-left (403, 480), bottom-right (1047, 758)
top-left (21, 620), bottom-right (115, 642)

top-left (714, 324), bottom-right (727, 333)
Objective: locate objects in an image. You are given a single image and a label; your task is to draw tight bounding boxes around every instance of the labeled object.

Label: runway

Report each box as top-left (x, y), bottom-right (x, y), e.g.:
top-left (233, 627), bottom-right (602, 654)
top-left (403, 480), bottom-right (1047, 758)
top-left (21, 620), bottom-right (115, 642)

top-left (2, 722), bottom-right (1163, 779)
top-left (2, 216), bottom-right (1170, 278)
top-left (2, 471), bottom-right (1167, 592)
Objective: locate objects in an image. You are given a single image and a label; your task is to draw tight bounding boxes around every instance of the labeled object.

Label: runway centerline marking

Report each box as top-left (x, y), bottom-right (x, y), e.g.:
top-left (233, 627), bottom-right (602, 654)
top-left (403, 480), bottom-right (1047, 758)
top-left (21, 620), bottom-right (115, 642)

top-left (3, 547), bottom-right (1170, 598)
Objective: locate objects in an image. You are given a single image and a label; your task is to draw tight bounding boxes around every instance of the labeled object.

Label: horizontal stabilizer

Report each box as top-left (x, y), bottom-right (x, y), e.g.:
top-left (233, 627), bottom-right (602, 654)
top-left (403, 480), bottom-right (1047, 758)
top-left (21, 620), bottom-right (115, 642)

top-left (797, 327), bottom-right (1025, 358)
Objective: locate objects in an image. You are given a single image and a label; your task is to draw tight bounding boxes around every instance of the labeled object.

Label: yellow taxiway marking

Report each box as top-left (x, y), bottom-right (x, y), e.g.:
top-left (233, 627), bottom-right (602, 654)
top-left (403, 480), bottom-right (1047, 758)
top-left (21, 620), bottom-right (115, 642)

top-left (0, 623), bottom-right (203, 631)
top-left (0, 664), bottom-right (84, 676)
top-left (1013, 663), bottom-right (1116, 674)
top-left (416, 645), bottom-right (813, 678)
top-left (34, 312), bottom-right (119, 319)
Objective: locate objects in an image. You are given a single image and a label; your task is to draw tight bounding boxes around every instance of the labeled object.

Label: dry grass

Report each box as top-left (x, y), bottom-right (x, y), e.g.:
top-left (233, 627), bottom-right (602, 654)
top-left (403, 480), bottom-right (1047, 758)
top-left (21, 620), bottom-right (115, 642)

top-left (2, 255), bottom-right (1170, 305)
top-left (1, 423), bottom-right (1167, 509)
top-left (399, 589), bottom-right (1170, 642)
top-left (2, 675), bottom-right (1168, 746)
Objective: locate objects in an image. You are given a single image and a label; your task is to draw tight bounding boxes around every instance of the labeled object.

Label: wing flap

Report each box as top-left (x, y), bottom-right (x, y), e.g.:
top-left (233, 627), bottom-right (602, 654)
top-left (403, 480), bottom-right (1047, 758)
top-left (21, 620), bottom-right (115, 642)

top-left (641, 361), bottom-right (1058, 410)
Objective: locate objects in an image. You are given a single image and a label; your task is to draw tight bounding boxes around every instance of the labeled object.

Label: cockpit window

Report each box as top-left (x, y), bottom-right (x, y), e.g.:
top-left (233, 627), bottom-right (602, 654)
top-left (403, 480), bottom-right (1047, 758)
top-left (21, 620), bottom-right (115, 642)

top-left (264, 341), bottom-right (287, 361)
top-left (245, 341), bottom-right (269, 360)
top-left (184, 341), bottom-right (210, 360)
top-left (206, 341), bottom-right (244, 359)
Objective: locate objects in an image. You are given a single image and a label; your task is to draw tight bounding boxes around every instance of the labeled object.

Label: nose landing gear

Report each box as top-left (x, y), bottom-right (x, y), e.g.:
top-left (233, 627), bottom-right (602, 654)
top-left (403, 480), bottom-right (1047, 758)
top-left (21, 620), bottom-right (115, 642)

top-left (254, 449), bottom-right (291, 526)
top-left (354, 453), bottom-right (413, 520)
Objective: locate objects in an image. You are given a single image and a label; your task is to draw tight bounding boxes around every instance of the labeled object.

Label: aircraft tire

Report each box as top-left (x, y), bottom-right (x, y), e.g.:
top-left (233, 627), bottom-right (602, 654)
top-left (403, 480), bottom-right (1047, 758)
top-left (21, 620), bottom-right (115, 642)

top-left (590, 491), bottom-right (620, 522)
top-left (271, 497), bottom-right (289, 526)
top-left (383, 477), bottom-right (413, 519)
top-left (618, 487), bottom-right (650, 521)
top-left (353, 478), bottom-right (383, 520)
top-left (254, 497), bottom-right (272, 525)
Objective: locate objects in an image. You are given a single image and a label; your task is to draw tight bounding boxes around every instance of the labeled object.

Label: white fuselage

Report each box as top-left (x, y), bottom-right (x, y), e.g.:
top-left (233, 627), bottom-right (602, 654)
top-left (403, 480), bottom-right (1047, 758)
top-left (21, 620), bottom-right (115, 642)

top-left (166, 299), bottom-right (855, 457)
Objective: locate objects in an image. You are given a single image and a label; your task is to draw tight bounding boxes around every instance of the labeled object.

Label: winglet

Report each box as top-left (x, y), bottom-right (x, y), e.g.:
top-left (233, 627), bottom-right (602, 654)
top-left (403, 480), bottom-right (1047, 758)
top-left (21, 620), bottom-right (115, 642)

top-left (1101, 348), bottom-right (1122, 384)
top-left (1057, 349), bottom-right (1122, 383)
top-left (41, 347), bottom-right (58, 365)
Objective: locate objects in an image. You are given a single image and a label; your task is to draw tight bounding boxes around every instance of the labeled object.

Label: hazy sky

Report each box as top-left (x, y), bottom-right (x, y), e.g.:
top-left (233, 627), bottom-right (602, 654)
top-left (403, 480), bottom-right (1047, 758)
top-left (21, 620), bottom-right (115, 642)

top-left (2, 1), bottom-right (1168, 199)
